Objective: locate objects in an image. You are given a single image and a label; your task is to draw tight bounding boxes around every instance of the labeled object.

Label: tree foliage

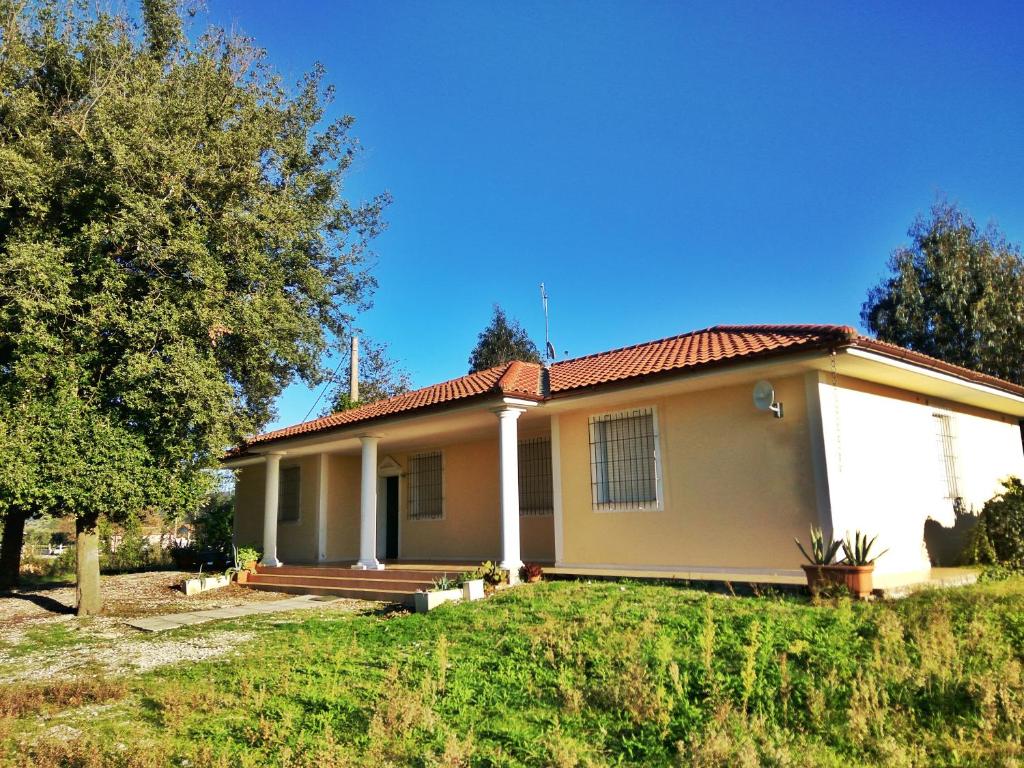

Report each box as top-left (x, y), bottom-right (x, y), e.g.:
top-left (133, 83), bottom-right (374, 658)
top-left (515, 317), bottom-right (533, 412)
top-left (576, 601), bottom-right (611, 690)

top-left (0, 0), bottom-right (387, 609)
top-left (324, 335), bottom-right (412, 414)
top-left (966, 477), bottom-right (1024, 570)
top-left (468, 305), bottom-right (541, 373)
top-left (862, 201), bottom-right (1024, 384)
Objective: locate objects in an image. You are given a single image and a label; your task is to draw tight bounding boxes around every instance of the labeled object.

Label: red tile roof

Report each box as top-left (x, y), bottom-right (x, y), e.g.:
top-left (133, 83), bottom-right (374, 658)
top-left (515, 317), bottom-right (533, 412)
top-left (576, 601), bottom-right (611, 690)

top-left (230, 323), bottom-right (1023, 454)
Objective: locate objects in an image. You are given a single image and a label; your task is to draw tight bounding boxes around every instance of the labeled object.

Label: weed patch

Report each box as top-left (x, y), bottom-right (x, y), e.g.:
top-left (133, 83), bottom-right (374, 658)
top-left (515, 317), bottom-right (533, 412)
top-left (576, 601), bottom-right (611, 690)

top-left (0, 678), bottom-right (126, 719)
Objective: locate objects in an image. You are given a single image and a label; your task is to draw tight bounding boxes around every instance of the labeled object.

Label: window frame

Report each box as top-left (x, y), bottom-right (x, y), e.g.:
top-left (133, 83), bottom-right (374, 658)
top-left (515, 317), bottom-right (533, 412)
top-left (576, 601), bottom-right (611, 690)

top-left (406, 450), bottom-right (445, 522)
top-left (587, 406), bottom-right (664, 513)
top-left (277, 465), bottom-right (302, 525)
top-left (932, 411), bottom-right (962, 506)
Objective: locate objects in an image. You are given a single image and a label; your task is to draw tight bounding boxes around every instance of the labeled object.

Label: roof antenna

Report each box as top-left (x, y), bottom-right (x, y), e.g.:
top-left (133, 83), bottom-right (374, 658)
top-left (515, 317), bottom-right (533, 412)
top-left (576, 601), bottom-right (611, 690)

top-left (540, 282), bottom-right (556, 365)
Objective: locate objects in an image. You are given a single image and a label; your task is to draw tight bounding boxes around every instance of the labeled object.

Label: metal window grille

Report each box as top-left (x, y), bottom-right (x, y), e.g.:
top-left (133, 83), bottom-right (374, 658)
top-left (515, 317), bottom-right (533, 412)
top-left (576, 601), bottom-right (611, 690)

top-left (407, 451), bottom-right (443, 520)
top-left (519, 437), bottom-right (553, 516)
top-left (278, 466), bottom-right (301, 522)
top-left (933, 414), bottom-right (961, 502)
top-left (588, 408), bottom-right (659, 509)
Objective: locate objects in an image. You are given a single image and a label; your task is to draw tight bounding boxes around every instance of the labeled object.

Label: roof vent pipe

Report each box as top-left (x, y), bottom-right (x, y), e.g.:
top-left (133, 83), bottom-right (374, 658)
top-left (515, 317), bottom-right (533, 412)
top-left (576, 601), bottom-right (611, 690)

top-left (349, 335), bottom-right (359, 404)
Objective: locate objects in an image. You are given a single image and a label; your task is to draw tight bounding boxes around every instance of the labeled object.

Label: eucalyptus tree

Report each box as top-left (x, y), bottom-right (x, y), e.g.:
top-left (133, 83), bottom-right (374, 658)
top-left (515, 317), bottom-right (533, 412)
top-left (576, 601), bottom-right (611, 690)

top-left (0, 0), bottom-right (388, 612)
top-left (863, 201), bottom-right (1024, 385)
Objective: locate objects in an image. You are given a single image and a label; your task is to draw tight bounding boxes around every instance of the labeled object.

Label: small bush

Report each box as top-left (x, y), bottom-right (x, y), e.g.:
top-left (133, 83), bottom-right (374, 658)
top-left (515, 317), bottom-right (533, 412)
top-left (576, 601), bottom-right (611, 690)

top-left (966, 477), bottom-right (1024, 569)
top-left (19, 548), bottom-right (76, 581)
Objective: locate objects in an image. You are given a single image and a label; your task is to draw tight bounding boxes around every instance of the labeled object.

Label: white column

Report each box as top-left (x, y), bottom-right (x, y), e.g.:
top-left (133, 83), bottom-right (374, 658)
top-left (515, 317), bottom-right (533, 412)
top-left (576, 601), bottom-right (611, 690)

top-left (495, 405), bottom-right (526, 581)
top-left (316, 453), bottom-right (329, 562)
top-left (354, 436), bottom-right (384, 569)
top-left (550, 414), bottom-right (564, 566)
top-left (261, 452), bottom-right (285, 567)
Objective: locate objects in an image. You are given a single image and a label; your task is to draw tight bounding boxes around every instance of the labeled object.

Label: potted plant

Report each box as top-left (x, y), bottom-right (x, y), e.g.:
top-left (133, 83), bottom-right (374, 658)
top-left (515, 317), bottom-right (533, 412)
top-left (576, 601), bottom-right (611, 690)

top-left (836, 531), bottom-right (889, 598)
top-left (520, 563), bottom-right (543, 584)
top-left (413, 573), bottom-right (463, 613)
top-left (795, 526), bottom-right (844, 595)
top-left (478, 560), bottom-right (509, 590)
top-left (233, 545), bottom-right (261, 583)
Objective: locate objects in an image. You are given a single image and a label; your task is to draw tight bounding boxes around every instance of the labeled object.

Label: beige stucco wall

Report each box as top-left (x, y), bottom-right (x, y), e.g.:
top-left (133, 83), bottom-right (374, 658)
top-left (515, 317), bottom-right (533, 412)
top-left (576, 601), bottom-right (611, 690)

top-left (325, 455), bottom-right (361, 561)
top-left (818, 374), bottom-right (1024, 578)
top-left (556, 374), bottom-right (820, 571)
top-left (233, 455), bottom-right (320, 562)
top-left (393, 437), bottom-right (555, 563)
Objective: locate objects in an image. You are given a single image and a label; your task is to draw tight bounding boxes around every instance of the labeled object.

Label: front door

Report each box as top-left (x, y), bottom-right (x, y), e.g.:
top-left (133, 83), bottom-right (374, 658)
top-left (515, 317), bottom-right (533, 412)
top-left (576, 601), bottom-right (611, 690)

top-left (385, 475), bottom-right (399, 560)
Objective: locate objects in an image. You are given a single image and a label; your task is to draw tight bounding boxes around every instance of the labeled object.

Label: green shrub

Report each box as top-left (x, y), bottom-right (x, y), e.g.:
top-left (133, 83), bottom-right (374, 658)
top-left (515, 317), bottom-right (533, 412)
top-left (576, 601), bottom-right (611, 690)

top-left (193, 492), bottom-right (234, 554)
top-left (965, 476), bottom-right (1024, 569)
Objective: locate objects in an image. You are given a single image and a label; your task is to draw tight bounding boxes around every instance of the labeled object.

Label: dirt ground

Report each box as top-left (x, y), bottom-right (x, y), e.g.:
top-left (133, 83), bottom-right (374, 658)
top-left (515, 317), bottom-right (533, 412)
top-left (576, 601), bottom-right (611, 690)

top-left (0, 570), bottom-right (293, 628)
top-left (0, 571), bottom-right (369, 682)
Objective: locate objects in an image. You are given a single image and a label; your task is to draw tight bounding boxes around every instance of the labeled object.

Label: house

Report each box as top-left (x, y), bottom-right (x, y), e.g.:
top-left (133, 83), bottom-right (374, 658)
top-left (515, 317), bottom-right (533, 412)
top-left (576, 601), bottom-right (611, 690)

top-left (223, 324), bottom-right (1024, 591)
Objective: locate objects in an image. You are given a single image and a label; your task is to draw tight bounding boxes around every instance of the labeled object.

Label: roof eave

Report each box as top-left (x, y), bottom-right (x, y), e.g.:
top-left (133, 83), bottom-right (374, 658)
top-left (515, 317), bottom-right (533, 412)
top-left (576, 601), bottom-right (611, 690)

top-left (845, 338), bottom-right (1024, 400)
top-left (221, 388), bottom-right (546, 462)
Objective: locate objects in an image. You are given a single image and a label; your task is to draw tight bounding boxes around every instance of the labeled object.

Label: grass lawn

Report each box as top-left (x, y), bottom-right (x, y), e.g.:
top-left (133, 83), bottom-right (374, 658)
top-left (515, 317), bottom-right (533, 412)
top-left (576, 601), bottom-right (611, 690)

top-left (1, 577), bottom-right (1023, 767)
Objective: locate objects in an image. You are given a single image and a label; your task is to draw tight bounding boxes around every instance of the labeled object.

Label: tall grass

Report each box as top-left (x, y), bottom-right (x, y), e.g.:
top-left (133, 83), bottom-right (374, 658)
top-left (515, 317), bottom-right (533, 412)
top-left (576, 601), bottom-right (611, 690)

top-left (2, 579), bottom-right (1024, 766)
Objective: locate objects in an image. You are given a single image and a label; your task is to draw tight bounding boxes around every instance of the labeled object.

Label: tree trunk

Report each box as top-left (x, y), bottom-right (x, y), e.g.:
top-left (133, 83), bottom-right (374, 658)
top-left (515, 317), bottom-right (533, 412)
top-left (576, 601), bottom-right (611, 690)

top-left (76, 515), bottom-right (103, 616)
top-left (0, 509), bottom-right (28, 589)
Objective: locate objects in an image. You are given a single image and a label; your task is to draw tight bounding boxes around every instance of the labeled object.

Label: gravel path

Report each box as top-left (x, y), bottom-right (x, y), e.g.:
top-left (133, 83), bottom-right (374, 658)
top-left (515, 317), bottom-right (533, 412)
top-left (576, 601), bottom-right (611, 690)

top-left (0, 571), bottom-right (371, 682)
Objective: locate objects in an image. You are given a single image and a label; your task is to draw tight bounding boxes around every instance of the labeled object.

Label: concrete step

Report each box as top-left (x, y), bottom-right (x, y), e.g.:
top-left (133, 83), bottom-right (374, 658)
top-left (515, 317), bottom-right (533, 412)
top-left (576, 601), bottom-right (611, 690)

top-left (245, 580), bottom-right (417, 605)
top-left (247, 573), bottom-right (435, 590)
top-left (255, 564), bottom-right (461, 581)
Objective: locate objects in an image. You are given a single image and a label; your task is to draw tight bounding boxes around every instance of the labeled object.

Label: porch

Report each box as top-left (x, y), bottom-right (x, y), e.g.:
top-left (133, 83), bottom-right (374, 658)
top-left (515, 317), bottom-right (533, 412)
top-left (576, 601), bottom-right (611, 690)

top-left (229, 394), bottom-right (557, 586)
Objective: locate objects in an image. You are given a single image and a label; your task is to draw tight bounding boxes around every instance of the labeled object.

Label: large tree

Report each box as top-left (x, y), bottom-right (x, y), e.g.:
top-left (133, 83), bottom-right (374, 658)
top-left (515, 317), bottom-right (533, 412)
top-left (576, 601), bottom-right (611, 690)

top-left (862, 201), bottom-right (1024, 385)
top-left (0, 0), bottom-right (387, 611)
top-left (468, 305), bottom-right (541, 373)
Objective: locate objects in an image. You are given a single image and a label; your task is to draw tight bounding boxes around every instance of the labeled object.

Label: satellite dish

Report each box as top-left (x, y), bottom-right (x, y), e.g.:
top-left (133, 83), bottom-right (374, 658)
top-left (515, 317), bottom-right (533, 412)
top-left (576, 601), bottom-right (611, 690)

top-left (753, 380), bottom-right (784, 419)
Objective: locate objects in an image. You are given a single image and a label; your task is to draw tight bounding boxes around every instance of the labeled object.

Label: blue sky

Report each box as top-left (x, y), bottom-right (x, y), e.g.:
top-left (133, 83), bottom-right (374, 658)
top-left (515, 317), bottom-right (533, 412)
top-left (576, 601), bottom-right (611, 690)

top-left (201, 1), bottom-right (1024, 431)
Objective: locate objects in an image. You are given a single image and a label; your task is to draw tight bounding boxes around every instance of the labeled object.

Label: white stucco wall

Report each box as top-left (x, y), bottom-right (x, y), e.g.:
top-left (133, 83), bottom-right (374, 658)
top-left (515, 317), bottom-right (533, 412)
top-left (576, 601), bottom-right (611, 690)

top-left (816, 373), bottom-right (1024, 583)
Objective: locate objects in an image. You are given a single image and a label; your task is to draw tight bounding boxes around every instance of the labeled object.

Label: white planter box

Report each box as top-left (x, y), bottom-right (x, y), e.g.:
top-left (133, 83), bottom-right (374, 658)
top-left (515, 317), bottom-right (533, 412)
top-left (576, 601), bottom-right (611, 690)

top-left (184, 574), bottom-right (230, 596)
top-left (462, 579), bottom-right (485, 601)
top-left (414, 588), bottom-right (462, 613)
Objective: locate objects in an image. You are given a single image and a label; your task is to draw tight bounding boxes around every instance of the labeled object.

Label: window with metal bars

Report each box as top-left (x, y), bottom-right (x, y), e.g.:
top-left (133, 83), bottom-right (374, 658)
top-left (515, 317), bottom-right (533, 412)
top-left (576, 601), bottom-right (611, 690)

top-left (407, 451), bottom-right (443, 520)
top-left (518, 437), bottom-right (553, 516)
top-left (278, 466), bottom-right (301, 523)
top-left (933, 413), bottom-right (962, 504)
top-left (588, 407), bottom-right (660, 510)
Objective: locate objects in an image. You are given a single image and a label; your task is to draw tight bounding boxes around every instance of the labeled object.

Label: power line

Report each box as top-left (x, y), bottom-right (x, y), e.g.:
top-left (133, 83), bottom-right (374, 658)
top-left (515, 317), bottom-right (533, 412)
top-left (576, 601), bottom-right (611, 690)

top-left (301, 349), bottom-right (347, 423)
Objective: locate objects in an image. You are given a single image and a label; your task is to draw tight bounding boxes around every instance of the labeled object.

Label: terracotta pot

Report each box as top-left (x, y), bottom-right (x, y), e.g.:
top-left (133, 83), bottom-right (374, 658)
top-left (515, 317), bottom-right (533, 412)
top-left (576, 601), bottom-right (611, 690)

top-left (236, 570), bottom-right (249, 584)
top-left (527, 574), bottom-right (542, 584)
top-left (801, 563), bottom-right (875, 598)
top-left (834, 564), bottom-right (875, 598)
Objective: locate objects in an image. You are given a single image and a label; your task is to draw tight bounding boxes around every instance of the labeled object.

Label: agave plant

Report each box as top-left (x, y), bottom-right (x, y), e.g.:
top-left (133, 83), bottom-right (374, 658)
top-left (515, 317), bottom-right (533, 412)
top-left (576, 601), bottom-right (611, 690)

top-left (795, 526), bottom-right (843, 565)
top-left (431, 573), bottom-right (458, 591)
top-left (841, 531), bottom-right (889, 566)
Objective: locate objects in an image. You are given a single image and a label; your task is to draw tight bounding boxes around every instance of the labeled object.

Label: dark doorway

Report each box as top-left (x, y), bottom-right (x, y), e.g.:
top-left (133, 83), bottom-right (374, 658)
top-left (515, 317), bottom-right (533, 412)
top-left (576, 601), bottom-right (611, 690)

top-left (385, 475), bottom-right (399, 560)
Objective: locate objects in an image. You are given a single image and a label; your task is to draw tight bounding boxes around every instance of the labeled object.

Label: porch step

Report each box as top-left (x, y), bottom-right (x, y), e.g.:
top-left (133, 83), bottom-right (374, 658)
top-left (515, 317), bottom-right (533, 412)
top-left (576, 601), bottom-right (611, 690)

top-left (255, 564), bottom-right (464, 581)
top-left (247, 573), bottom-right (435, 591)
top-left (245, 580), bottom-right (418, 605)
top-left (243, 563), bottom-right (467, 605)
